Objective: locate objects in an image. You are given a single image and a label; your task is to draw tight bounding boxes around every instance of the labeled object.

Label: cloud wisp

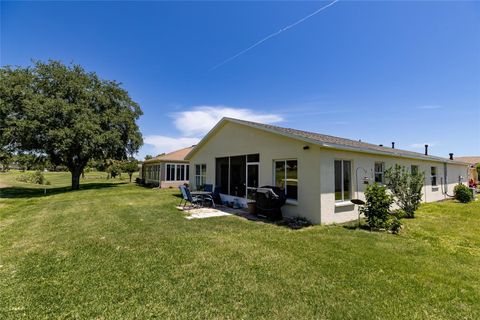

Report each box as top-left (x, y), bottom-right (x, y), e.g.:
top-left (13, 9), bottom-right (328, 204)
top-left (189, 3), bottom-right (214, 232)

top-left (143, 135), bottom-right (199, 154)
top-left (209, 0), bottom-right (340, 71)
top-left (143, 106), bottom-right (283, 155)
top-left (417, 105), bottom-right (442, 110)
top-left (172, 106), bottom-right (283, 137)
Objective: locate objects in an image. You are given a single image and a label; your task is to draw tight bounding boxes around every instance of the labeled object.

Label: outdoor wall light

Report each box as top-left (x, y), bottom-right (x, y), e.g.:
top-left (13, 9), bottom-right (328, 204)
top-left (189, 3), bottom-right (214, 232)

top-left (303, 145), bottom-right (310, 150)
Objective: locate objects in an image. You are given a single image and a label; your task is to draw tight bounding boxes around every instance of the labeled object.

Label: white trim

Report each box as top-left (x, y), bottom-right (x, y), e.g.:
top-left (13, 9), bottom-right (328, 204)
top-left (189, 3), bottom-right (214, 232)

top-left (335, 201), bottom-right (354, 208)
top-left (165, 163), bottom-right (189, 182)
top-left (334, 159), bottom-right (352, 202)
top-left (374, 161), bottom-right (385, 184)
top-left (195, 164), bottom-right (207, 187)
top-left (273, 159), bottom-right (298, 202)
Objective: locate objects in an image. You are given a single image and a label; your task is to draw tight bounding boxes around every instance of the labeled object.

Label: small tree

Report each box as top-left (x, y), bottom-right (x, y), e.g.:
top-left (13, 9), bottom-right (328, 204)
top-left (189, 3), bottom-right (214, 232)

top-left (105, 159), bottom-right (122, 179)
top-left (1, 60), bottom-right (143, 189)
top-left (360, 183), bottom-right (394, 229)
top-left (384, 165), bottom-right (424, 218)
top-left (144, 155), bottom-right (153, 160)
top-left (122, 159), bottom-right (139, 182)
top-left (0, 150), bottom-right (12, 171)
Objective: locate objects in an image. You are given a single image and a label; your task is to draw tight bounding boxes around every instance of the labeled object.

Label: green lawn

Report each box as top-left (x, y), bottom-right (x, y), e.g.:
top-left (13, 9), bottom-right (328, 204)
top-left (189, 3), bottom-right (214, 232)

top-left (1, 171), bottom-right (479, 319)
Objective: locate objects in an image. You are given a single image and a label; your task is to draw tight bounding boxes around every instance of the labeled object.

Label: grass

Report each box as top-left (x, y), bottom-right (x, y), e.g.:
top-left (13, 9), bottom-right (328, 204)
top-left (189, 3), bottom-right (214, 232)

top-left (1, 171), bottom-right (479, 319)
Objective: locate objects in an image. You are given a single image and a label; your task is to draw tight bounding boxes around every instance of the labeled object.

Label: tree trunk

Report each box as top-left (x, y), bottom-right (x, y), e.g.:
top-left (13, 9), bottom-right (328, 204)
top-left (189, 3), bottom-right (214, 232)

top-left (129, 173), bottom-right (132, 182)
top-left (71, 167), bottom-right (83, 190)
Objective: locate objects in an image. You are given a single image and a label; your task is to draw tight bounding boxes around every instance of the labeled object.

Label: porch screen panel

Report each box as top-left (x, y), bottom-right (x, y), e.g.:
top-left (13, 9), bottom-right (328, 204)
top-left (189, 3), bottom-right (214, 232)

top-left (216, 157), bottom-right (229, 194)
top-left (229, 156), bottom-right (246, 197)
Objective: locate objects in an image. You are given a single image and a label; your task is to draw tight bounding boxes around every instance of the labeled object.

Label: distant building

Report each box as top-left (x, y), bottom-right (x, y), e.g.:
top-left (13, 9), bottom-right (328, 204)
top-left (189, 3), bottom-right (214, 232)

top-left (141, 146), bottom-right (194, 188)
top-left (456, 157), bottom-right (480, 183)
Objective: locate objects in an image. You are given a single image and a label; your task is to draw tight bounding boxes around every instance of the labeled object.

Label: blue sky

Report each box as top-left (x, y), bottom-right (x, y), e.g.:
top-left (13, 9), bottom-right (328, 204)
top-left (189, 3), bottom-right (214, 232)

top-left (2, 1), bottom-right (479, 159)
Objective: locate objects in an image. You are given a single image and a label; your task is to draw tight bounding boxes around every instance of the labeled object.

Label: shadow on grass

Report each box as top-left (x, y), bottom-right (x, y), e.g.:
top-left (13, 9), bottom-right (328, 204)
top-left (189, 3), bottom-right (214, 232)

top-left (0, 182), bottom-right (124, 199)
top-left (343, 224), bottom-right (371, 231)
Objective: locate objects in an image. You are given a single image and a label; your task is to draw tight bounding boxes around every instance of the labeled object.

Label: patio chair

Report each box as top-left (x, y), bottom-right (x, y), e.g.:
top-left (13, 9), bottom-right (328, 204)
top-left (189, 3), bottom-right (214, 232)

top-left (179, 185), bottom-right (203, 209)
top-left (212, 186), bottom-right (222, 204)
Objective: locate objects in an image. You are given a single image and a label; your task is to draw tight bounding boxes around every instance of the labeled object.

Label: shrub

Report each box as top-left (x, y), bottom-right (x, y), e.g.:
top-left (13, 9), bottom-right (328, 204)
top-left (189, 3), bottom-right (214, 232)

top-left (360, 183), bottom-right (394, 230)
top-left (388, 216), bottom-right (403, 234)
top-left (454, 184), bottom-right (473, 203)
top-left (16, 171), bottom-right (48, 185)
top-left (384, 165), bottom-right (424, 218)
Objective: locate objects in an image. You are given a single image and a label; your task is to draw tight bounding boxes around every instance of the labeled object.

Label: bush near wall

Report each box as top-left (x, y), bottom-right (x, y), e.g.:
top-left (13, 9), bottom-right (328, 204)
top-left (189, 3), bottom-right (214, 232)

top-left (454, 184), bottom-right (473, 203)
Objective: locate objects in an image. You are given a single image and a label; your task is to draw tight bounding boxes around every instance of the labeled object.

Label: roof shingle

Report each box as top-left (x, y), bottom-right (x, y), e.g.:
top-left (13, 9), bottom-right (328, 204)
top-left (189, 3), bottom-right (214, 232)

top-left (144, 146), bottom-right (194, 163)
top-left (225, 118), bottom-right (467, 164)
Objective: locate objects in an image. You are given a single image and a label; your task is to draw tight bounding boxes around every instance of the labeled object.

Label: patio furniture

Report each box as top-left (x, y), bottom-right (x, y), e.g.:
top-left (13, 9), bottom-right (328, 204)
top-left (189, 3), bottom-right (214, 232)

top-left (212, 186), bottom-right (222, 204)
top-left (190, 189), bottom-right (215, 207)
top-left (179, 185), bottom-right (204, 209)
top-left (255, 186), bottom-right (286, 220)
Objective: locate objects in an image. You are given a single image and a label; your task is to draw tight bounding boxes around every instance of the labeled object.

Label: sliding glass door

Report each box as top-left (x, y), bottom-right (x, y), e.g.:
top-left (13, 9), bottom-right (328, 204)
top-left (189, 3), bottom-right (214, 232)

top-left (247, 163), bottom-right (259, 200)
top-left (215, 154), bottom-right (259, 198)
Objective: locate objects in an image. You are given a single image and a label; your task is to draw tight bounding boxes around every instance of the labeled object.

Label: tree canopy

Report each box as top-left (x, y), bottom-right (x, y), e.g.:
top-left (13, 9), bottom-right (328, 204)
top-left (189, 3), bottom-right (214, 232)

top-left (0, 60), bottom-right (143, 189)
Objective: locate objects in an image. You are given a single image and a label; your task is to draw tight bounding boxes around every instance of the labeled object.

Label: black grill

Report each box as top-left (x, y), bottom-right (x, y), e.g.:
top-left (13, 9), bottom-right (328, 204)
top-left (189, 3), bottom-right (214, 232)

top-left (255, 186), bottom-right (286, 220)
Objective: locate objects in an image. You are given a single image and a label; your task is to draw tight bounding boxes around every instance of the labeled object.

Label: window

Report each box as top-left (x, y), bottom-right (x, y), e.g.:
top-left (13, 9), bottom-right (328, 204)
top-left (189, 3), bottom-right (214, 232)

top-left (374, 162), bottom-right (384, 183)
top-left (146, 165), bottom-right (160, 181)
top-left (334, 160), bottom-right (352, 202)
top-left (411, 165), bottom-right (419, 176)
top-left (195, 164), bottom-right (206, 187)
top-left (166, 164), bottom-right (189, 181)
top-left (274, 159), bottom-right (298, 200)
top-left (431, 166), bottom-right (437, 186)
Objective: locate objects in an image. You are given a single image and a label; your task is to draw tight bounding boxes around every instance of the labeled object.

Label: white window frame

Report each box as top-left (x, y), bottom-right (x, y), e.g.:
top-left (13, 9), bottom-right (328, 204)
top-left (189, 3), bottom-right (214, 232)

top-left (165, 163), bottom-right (189, 181)
top-left (195, 164), bottom-right (207, 187)
top-left (334, 159), bottom-right (352, 202)
top-left (374, 162), bottom-right (385, 184)
top-left (273, 159), bottom-right (298, 202)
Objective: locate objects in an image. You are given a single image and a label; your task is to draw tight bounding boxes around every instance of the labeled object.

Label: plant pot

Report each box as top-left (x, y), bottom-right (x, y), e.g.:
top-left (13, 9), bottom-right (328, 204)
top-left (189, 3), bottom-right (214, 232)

top-left (247, 201), bottom-right (256, 215)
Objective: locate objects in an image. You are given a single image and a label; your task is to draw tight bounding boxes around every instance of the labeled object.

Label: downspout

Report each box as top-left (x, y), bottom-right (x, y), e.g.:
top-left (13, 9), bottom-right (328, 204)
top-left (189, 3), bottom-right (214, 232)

top-left (440, 177), bottom-right (454, 197)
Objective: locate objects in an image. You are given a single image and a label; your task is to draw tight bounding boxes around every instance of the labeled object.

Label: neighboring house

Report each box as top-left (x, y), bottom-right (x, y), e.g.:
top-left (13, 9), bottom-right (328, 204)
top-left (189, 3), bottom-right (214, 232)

top-left (142, 146), bottom-right (194, 188)
top-left (185, 117), bottom-right (469, 224)
top-left (456, 157), bottom-right (480, 183)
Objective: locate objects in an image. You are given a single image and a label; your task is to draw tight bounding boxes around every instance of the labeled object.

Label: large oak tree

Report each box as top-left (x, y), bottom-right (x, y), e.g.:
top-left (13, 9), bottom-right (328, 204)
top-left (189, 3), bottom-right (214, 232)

top-left (0, 60), bottom-right (143, 189)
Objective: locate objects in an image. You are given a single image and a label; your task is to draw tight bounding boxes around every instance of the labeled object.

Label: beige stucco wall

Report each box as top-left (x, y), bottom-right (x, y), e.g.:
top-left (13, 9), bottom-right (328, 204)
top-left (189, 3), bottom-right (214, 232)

top-left (189, 121), bottom-right (469, 224)
top-left (189, 121), bottom-right (322, 223)
top-left (318, 148), bottom-right (469, 224)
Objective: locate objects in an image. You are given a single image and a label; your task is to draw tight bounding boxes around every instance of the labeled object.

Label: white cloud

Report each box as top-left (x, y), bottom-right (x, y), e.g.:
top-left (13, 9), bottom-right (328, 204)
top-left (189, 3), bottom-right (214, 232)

top-left (144, 135), bottom-right (199, 154)
top-left (417, 105), bottom-right (442, 110)
top-left (140, 106), bottom-right (283, 156)
top-left (172, 106), bottom-right (283, 137)
top-left (410, 142), bottom-right (437, 148)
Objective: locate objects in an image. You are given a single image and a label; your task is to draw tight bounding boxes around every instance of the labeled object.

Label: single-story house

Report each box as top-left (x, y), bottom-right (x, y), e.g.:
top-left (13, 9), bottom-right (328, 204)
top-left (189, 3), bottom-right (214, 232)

top-left (456, 157), bottom-right (480, 183)
top-left (185, 117), bottom-right (469, 224)
top-left (142, 146), bottom-right (194, 188)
